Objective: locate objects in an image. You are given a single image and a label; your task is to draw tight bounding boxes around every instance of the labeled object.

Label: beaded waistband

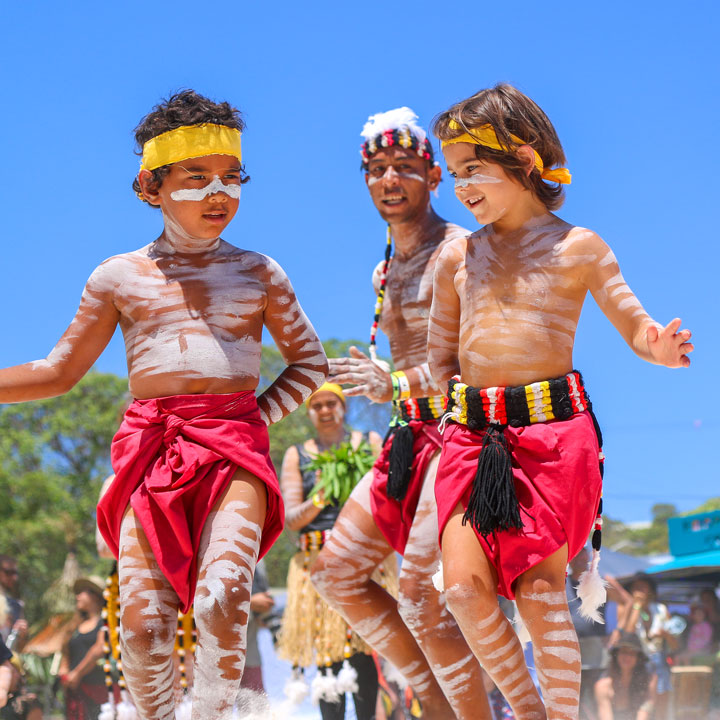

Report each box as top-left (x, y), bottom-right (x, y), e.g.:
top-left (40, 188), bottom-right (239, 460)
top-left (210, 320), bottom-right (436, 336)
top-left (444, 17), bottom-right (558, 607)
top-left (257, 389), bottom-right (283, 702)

top-left (299, 529), bottom-right (330, 552)
top-left (392, 395), bottom-right (447, 425)
top-left (443, 370), bottom-right (589, 432)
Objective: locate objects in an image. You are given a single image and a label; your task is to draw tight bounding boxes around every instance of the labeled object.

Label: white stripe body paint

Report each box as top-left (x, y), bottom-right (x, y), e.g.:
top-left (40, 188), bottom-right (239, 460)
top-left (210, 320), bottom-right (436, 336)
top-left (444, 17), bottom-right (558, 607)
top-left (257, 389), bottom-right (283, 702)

top-left (454, 173), bottom-right (503, 189)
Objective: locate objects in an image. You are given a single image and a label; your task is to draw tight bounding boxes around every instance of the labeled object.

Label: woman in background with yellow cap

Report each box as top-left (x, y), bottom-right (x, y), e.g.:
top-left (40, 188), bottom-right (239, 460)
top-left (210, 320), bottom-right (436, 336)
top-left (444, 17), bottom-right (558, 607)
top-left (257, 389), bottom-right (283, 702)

top-left (277, 383), bottom-right (396, 720)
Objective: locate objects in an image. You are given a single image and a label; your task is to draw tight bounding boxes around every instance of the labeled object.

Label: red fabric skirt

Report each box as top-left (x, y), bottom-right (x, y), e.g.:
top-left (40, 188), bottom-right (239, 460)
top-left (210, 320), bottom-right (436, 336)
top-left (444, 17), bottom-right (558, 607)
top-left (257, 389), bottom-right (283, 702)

top-left (435, 411), bottom-right (602, 599)
top-left (370, 421), bottom-right (442, 554)
top-left (96, 392), bottom-right (283, 612)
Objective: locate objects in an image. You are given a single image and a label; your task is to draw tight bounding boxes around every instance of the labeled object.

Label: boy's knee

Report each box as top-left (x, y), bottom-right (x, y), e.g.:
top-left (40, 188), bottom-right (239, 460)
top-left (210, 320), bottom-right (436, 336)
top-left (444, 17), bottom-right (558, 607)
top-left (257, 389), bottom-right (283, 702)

top-left (194, 575), bottom-right (251, 631)
top-left (120, 612), bottom-right (176, 660)
top-left (443, 578), bottom-right (495, 623)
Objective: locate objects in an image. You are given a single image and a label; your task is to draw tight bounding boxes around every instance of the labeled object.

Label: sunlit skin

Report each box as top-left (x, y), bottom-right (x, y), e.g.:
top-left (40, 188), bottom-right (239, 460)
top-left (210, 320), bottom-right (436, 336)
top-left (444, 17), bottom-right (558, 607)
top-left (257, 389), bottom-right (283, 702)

top-left (0, 152), bottom-right (327, 720)
top-left (429, 141), bottom-right (693, 720)
top-left (316, 144), bottom-right (495, 719)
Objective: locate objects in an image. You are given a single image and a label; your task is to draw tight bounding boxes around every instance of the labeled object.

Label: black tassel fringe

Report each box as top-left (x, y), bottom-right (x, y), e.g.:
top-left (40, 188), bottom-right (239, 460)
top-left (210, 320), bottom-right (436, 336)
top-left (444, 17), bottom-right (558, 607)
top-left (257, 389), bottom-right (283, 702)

top-left (462, 425), bottom-right (523, 536)
top-left (387, 424), bottom-right (415, 500)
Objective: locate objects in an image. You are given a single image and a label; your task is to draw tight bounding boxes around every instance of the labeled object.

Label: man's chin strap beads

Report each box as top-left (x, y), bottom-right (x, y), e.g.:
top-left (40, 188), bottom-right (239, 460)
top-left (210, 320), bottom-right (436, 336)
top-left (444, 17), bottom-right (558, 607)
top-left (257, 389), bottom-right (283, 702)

top-left (369, 225), bottom-right (392, 363)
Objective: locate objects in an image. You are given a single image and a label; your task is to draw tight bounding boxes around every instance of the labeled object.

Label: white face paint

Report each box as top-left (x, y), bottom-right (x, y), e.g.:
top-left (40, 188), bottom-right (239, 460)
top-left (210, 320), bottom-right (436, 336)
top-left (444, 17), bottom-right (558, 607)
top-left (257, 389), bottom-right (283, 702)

top-left (367, 170), bottom-right (425, 186)
top-left (170, 175), bottom-right (242, 202)
top-left (454, 173), bottom-right (502, 189)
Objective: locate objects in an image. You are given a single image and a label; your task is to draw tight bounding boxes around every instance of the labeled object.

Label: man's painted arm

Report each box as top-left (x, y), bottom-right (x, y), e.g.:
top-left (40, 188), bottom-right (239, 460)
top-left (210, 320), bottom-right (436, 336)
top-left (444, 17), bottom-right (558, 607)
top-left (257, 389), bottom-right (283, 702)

top-left (0, 263), bottom-right (120, 403)
top-left (258, 259), bottom-right (328, 424)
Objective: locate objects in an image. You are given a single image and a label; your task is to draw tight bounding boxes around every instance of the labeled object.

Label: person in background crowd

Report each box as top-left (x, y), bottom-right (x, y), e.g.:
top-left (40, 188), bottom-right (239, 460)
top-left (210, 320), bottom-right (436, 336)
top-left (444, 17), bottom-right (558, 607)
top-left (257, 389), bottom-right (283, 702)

top-left (698, 587), bottom-right (720, 644)
top-left (59, 577), bottom-right (108, 720)
top-left (676, 600), bottom-right (717, 664)
top-left (617, 574), bottom-right (676, 720)
top-left (0, 557), bottom-right (27, 651)
top-left (595, 634), bottom-right (656, 720)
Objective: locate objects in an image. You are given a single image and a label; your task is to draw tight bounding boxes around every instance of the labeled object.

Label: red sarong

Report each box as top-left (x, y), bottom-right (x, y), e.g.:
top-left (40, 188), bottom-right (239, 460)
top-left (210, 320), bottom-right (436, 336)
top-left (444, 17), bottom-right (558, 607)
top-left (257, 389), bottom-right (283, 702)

top-left (435, 411), bottom-right (602, 599)
top-left (370, 421), bottom-right (442, 554)
top-left (96, 392), bottom-right (283, 612)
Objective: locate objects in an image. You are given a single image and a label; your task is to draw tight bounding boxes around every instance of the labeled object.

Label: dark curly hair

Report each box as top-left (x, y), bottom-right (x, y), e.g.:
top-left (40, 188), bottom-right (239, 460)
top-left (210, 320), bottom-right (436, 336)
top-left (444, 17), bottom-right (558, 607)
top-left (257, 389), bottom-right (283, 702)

top-left (432, 83), bottom-right (567, 211)
top-left (132, 90), bottom-right (250, 207)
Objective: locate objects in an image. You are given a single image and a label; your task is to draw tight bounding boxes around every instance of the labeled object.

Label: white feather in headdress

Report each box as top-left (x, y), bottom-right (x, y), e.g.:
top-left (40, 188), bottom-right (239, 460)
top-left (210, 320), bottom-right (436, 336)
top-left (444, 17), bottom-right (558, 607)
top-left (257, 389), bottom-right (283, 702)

top-left (360, 107), bottom-right (427, 143)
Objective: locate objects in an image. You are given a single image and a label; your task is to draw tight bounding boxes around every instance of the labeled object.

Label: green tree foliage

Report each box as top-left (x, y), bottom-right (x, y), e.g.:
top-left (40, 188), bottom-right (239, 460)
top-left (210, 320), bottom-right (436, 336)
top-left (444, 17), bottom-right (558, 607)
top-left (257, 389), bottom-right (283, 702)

top-left (0, 371), bottom-right (128, 622)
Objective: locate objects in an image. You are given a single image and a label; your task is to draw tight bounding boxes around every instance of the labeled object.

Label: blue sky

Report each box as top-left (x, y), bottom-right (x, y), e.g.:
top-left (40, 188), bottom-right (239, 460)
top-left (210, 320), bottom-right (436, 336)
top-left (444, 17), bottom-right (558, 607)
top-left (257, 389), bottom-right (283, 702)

top-left (1, 1), bottom-right (717, 523)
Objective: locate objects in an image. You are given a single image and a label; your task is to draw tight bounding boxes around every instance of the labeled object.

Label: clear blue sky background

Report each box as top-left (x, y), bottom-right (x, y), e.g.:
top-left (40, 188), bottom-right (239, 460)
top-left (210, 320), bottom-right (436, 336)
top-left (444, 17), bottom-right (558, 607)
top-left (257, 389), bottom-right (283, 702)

top-left (1, 1), bottom-right (717, 523)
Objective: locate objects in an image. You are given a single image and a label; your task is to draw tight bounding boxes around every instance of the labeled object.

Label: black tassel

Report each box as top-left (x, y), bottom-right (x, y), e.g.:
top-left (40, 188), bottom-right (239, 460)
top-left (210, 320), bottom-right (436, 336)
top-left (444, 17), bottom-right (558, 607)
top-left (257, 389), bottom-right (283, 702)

top-left (387, 424), bottom-right (415, 500)
top-left (462, 425), bottom-right (523, 536)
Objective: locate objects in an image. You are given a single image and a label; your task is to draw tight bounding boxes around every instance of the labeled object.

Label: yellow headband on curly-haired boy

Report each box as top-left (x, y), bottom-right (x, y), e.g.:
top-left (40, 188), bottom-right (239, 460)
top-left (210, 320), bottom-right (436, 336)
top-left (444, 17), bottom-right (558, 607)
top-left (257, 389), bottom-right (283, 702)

top-left (140, 123), bottom-right (242, 171)
top-left (441, 120), bottom-right (571, 184)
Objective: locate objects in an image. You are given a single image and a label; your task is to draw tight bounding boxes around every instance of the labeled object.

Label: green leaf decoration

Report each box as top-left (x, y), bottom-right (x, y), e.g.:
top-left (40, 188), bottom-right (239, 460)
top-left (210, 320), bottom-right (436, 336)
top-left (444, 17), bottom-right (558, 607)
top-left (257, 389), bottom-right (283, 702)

top-left (307, 440), bottom-right (375, 505)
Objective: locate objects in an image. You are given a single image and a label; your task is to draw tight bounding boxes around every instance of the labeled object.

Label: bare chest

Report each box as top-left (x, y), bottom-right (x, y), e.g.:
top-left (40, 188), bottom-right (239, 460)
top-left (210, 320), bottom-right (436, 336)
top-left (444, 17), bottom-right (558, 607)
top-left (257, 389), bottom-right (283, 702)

top-left (114, 258), bottom-right (266, 333)
top-left (380, 254), bottom-right (435, 335)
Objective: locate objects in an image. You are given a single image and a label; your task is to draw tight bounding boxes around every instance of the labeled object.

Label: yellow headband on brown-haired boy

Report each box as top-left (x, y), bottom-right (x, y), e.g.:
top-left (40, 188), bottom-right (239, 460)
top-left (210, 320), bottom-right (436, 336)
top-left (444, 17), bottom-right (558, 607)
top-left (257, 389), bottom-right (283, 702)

top-left (140, 123), bottom-right (242, 171)
top-left (441, 120), bottom-right (571, 184)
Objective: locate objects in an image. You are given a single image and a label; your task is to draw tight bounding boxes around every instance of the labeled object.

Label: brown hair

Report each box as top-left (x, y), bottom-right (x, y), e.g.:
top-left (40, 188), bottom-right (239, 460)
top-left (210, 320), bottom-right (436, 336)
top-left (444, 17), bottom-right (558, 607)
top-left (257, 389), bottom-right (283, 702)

top-left (132, 89), bottom-right (250, 207)
top-left (432, 83), bottom-right (567, 210)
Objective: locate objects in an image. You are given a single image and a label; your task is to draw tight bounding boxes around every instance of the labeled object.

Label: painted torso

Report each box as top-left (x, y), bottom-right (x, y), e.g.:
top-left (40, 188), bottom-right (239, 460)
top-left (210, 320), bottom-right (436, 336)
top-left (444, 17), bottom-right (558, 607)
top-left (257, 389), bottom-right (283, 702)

top-left (88, 241), bottom-right (286, 398)
top-left (432, 215), bottom-right (650, 388)
top-left (376, 222), bottom-right (467, 393)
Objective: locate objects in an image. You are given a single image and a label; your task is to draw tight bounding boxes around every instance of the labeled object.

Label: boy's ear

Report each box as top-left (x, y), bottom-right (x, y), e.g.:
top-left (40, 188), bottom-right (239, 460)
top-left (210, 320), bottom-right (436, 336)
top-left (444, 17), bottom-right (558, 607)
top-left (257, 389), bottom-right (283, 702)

top-left (516, 145), bottom-right (536, 177)
top-left (428, 163), bottom-right (442, 191)
top-left (137, 169), bottom-right (161, 204)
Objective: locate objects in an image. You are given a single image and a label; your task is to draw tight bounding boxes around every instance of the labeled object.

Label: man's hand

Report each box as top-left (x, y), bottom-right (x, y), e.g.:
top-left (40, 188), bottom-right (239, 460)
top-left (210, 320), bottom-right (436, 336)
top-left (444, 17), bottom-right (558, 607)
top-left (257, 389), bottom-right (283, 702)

top-left (328, 346), bottom-right (392, 403)
top-left (0, 687), bottom-right (8, 709)
top-left (250, 592), bottom-right (275, 615)
top-left (647, 318), bottom-right (693, 368)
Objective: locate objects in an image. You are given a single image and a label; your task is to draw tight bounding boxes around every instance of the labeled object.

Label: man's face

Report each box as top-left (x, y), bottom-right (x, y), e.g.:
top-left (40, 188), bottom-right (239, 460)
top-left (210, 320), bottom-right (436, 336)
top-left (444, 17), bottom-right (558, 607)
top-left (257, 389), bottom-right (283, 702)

top-left (364, 146), bottom-right (439, 223)
top-left (140, 154), bottom-right (242, 240)
top-left (0, 562), bottom-right (18, 593)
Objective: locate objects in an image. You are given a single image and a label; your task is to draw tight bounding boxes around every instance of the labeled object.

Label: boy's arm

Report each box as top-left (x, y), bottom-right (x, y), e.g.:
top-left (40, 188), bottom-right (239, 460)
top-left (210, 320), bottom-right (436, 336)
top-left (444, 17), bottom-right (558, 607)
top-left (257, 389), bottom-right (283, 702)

top-left (582, 232), bottom-right (693, 368)
top-left (259, 259), bottom-right (327, 425)
top-left (427, 244), bottom-right (462, 387)
top-left (0, 263), bottom-right (120, 403)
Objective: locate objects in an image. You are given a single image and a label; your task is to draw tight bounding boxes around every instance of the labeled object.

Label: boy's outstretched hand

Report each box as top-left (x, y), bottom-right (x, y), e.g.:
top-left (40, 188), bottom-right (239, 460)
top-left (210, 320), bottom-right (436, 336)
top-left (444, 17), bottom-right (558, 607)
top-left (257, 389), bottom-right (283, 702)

top-left (647, 318), bottom-right (693, 368)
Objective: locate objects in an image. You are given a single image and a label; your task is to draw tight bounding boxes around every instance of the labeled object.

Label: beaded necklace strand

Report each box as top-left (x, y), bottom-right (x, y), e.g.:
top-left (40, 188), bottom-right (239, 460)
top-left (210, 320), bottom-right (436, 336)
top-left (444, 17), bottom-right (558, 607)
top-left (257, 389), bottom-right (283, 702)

top-left (369, 225), bottom-right (392, 362)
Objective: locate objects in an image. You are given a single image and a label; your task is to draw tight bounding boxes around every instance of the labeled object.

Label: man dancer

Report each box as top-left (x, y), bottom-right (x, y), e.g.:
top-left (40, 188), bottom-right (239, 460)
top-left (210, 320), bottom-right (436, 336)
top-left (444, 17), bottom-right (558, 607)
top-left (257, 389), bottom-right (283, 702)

top-left (312, 108), bottom-right (494, 720)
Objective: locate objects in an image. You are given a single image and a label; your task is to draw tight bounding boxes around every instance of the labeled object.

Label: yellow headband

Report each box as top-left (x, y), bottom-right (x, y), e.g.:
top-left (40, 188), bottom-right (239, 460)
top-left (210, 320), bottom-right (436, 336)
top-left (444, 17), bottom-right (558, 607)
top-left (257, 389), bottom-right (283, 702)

top-left (306, 383), bottom-right (346, 407)
top-left (441, 120), bottom-right (571, 185)
top-left (140, 123), bottom-right (242, 171)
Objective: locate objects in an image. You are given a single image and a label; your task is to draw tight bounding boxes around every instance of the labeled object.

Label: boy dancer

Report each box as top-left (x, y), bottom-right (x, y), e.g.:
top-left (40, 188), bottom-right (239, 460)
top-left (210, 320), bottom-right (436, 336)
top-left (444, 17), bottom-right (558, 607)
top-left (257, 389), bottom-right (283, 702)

top-left (312, 108), bottom-right (495, 719)
top-left (0, 90), bottom-right (327, 719)
top-left (428, 83), bottom-right (692, 719)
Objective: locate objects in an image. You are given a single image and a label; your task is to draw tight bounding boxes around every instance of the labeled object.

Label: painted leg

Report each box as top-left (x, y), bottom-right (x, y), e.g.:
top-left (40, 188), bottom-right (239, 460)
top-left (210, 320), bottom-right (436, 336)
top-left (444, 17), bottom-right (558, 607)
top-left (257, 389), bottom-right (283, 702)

top-left (311, 471), bottom-right (455, 719)
top-left (515, 546), bottom-right (581, 720)
top-left (398, 456), bottom-right (492, 720)
top-left (191, 468), bottom-right (266, 720)
top-left (442, 504), bottom-right (546, 720)
top-left (118, 510), bottom-right (179, 720)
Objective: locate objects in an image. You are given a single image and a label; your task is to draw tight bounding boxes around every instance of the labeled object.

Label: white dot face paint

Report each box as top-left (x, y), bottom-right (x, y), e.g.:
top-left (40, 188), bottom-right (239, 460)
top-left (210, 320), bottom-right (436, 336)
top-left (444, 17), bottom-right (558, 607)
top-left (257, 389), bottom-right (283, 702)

top-left (453, 173), bottom-right (503, 190)
top-left (170, 175), bottom-right (242, 202)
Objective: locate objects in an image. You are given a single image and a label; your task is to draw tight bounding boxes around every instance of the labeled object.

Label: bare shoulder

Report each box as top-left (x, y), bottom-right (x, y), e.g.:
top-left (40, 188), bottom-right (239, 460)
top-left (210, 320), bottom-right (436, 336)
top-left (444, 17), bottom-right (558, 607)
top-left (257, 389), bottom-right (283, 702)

top-left (436, 230), bottom-right (471, 267)
top-left (85, 248), bottom-right (150, 291)
top-left (233, 250), bottom-right (291, 284)
top-left (282, 443), bottom-right (300, 465)
top-left (442, 221), bottom-right (473, 244)
top-left (560, 225), bottom-right (608, 254)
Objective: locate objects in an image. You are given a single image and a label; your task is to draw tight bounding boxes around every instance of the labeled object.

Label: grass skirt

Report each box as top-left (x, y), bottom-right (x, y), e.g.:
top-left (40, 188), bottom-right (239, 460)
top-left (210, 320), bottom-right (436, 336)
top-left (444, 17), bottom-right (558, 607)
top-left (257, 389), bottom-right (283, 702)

top-left (277, 547), bottom-right (398, 667)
